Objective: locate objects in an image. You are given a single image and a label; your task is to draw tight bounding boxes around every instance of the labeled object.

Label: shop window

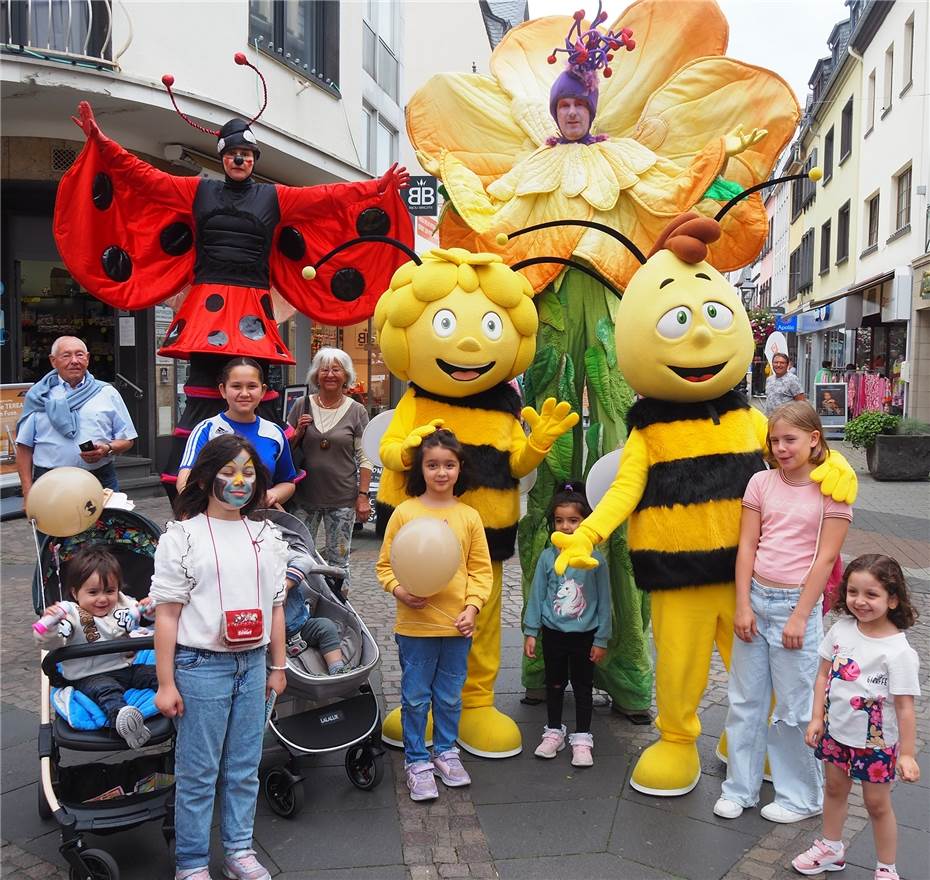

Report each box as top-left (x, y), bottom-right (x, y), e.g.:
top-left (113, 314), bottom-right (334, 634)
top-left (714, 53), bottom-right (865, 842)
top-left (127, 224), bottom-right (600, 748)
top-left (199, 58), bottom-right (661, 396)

top-left (839, 97), bottom-right (853, 162)
top-left (822, 127), bottom-right (834, 183)
top-left (249, 1), bottom-right (340, 93)
top-left (836, 200), bottom-right (850, 264)
top-left (894, 166), bottom-right (911, 233)
top-left (865, 193), bottom-right (880, 249)
top-left (820, 220), bottom-right (831, 274)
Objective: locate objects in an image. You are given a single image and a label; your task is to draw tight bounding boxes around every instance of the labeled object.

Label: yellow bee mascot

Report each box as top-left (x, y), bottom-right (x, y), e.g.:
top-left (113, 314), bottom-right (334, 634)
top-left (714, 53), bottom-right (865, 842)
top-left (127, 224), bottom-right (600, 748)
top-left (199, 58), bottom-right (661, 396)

top-left (552, 212), bottom-right (857, 794)
top-left (374, 247), bottom-right (578, 757)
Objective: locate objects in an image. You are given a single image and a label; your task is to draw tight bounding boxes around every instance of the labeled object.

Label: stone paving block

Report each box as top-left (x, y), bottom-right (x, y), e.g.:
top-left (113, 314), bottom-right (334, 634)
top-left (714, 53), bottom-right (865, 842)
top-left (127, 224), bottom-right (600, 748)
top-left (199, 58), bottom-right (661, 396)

top-left (496, 851), bottom-right (676, 879)
top-left (277, 866), bottom-right (408, 880)
top-left (478, 798), bottom-right (617, 860)
top-left (609, 798), bottom-right (756, 878)
top-left (1, 704), bottom-right (38, 749)
top-left (437, 863), bottom-right (470, 878)
top-left (844, 819), bottom-right (928, 879)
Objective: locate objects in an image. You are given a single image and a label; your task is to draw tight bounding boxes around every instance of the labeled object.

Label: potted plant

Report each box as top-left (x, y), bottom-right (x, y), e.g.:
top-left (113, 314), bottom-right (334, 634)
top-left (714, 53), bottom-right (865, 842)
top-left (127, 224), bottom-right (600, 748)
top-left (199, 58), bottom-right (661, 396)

top-left (844, 412), bottom-right (930, 481)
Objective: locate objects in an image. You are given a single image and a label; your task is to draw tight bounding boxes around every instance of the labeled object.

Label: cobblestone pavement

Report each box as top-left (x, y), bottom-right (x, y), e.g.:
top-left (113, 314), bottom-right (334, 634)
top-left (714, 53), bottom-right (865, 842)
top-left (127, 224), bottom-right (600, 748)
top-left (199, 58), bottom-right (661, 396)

top-left (2, 443), bottom-right (927, 879)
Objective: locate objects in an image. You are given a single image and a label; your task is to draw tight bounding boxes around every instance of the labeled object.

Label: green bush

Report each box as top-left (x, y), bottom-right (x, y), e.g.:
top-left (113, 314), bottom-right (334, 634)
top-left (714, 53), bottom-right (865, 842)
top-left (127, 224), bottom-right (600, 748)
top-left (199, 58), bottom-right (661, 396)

top-left (895, 417), bottom-right (930, 436)
top-left (844, 411), bottom-right (900, 449)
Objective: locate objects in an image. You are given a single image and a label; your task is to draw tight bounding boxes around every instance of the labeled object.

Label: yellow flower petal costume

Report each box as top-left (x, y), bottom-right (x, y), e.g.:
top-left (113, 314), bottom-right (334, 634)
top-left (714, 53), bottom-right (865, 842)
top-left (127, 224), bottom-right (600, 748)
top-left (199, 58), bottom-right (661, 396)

top-left (406, 0), bottom-right (800, 292)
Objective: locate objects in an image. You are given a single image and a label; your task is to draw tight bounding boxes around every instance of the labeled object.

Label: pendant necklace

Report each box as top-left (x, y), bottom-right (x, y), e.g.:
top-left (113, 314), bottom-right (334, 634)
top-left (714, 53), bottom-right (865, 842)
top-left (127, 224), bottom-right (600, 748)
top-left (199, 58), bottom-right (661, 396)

top-left (314, 396), bottom-right (343, 450)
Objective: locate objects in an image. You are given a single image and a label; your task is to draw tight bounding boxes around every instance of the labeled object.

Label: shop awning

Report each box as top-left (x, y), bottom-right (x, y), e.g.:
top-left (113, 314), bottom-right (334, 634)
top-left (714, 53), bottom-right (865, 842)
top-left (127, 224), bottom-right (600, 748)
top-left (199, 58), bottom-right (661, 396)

top-left (810, 270), bottom-right (895, 307)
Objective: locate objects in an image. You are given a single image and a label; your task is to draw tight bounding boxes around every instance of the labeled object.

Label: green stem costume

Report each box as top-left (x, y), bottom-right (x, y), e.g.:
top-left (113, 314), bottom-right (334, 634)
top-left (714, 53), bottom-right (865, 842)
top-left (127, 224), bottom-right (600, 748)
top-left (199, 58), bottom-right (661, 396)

top-left (517, 268), bottom-right (652, 710)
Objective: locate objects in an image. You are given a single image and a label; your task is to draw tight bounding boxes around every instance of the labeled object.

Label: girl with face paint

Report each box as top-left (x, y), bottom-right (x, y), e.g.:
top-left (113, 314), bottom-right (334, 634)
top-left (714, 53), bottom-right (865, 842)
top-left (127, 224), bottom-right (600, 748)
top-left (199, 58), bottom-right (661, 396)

top-left (152, 435), bottom-right (288, 880)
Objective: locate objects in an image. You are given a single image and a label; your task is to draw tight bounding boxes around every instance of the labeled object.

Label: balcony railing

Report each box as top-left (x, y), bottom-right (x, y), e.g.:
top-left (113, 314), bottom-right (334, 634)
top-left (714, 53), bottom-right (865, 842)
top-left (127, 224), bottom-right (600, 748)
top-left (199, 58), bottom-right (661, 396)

top-left (2, 0), bottom-right (115, 67)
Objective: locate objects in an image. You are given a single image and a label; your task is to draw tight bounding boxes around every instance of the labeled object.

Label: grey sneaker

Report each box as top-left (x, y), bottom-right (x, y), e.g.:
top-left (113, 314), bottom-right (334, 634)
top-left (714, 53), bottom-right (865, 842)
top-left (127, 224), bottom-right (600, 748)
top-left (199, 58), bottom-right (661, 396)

top-left (175, 869), bottom-right (212, 880)
top-left (115, 706), bottom-right (151, 749)
top-left (222, 849), bottom-right (270, 880)
top-left (405, 761), bottom-right (439, 801)
top-left (534, 725), bottom-right (566, 759)
top-left (432, 749), bottom-right (471, 787)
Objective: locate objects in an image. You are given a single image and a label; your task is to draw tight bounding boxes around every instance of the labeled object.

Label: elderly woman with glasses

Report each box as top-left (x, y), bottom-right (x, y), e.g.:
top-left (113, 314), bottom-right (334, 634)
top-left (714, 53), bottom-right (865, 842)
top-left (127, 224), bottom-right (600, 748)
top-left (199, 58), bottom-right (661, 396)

top-left (286, 348), bottom-right (373, 585)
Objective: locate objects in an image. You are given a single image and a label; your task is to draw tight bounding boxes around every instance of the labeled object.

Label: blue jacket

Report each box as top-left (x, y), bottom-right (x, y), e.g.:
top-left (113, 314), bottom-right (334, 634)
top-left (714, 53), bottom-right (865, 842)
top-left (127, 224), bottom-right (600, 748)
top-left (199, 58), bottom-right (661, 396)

top-left (523, 546), bottom-right (612, 648)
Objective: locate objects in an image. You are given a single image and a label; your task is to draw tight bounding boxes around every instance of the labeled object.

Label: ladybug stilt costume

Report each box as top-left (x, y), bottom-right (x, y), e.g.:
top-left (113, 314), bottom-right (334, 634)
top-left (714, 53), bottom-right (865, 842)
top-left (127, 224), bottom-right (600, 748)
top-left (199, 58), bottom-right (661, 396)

top-left (53, 54), bottom-right (412, 492)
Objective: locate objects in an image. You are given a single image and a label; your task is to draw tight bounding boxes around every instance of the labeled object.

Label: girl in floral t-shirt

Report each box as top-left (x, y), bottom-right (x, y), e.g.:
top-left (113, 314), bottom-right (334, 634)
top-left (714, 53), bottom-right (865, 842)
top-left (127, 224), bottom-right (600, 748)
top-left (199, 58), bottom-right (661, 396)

top-left (793, 555), bottom-right (921, 880)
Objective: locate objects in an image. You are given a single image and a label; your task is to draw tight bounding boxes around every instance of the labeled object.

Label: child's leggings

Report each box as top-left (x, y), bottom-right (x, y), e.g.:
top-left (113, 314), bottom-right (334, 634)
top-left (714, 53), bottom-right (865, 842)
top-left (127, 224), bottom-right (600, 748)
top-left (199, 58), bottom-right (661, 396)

top-left (541, 626), bottom-right (596, 732)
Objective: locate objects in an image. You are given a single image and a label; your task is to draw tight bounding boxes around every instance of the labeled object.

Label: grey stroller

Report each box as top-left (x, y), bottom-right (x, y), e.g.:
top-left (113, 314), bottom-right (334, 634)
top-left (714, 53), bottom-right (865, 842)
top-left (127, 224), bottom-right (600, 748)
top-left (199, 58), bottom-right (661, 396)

top-left (255, 511), bottom-right (383, 819)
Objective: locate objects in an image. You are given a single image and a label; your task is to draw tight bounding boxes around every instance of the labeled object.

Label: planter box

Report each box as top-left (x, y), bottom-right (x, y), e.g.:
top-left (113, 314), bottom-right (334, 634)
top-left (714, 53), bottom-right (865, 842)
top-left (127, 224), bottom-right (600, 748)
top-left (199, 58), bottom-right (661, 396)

top-left (866, 433), bottom-right (930, 481)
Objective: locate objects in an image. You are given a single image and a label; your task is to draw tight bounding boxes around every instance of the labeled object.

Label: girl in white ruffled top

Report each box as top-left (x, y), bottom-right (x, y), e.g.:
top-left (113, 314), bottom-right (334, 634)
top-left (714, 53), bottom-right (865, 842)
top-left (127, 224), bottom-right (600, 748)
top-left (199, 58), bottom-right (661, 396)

top-left (152, 434), bottom-right (288, 880)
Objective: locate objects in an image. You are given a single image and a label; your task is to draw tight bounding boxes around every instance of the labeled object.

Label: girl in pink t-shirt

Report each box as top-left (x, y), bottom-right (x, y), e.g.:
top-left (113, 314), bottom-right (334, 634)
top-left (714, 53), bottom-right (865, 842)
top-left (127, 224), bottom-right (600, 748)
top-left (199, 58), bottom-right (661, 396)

top-left (715, 402), bottom-right (852, 825)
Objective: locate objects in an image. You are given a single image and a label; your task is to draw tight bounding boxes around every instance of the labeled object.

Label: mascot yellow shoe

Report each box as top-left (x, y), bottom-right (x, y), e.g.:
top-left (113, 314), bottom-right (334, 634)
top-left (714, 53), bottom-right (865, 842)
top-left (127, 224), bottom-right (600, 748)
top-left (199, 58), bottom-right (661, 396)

top-left (631, 741), bottom-right (701, 796)
top-left (381, 707), bottom-right (432, 749)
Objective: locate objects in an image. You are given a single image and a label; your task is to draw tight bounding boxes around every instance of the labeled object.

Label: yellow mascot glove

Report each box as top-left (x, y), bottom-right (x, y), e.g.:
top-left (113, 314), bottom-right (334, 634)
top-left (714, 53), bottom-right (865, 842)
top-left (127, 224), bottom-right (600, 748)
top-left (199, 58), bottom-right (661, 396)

top-left (522, 398), bottom-right (580, 454)
top-left (400, 419), bottom-right (444, 467)
top-left (551, 524), bottom-right (601, 575)
top-left (810, 449), bottom-right (858, 505)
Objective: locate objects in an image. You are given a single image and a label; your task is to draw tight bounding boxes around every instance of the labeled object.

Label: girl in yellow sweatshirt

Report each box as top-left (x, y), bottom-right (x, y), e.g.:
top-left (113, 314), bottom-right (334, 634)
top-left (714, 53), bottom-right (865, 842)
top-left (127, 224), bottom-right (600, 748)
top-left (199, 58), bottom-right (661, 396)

top-left (376, 429), bottom-right (492, 801)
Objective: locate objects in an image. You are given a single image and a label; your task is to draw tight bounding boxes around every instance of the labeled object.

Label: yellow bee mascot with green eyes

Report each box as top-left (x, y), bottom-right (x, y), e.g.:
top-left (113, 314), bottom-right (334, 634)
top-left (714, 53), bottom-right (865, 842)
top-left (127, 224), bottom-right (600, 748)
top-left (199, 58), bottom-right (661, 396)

top-left (552, 211), bottom-right (858, 794)
top-left (374, 247), bottom-right (578, 758)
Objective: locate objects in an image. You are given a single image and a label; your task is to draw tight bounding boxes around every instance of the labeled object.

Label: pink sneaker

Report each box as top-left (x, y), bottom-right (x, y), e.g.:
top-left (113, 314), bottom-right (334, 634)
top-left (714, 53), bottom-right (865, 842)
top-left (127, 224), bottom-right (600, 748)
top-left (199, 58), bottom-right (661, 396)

top-left (406, 761), bottom-right (439, 801)
top-left (432, 749), bottom-right (471, 787)
top-left (534, 725), bottom-right (566, 759)
top-left (222, 850), bottom-right (270, 880)
top-left (569, 732), bottom-right (594, 767)
top-left (791, 839), bottom-right (846, 875)
top-left (176, 870), bottom-right (212, 880)
top-left (874, 869), bottom-right (899, 880)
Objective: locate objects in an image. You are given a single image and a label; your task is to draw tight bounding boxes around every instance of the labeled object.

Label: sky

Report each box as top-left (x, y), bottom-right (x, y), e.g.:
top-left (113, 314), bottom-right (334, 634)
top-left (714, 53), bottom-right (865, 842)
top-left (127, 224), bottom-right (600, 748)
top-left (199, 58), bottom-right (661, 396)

top-left (527, 0), bottom-right (851, 106)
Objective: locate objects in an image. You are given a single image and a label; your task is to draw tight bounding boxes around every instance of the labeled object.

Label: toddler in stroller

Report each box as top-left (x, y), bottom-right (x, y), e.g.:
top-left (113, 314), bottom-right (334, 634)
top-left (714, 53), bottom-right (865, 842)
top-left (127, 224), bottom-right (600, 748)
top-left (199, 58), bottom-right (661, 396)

top-left (34, 545), bottom-right (157, 748)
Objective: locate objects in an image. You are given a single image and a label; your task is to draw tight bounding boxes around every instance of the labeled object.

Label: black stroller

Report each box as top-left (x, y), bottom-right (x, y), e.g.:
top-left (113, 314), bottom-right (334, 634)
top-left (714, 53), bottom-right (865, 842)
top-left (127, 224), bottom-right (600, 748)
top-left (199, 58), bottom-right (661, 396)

top-left (257, 510), bottom-right (383, 819)
top-left (32, 508), bottom-right (173, 880)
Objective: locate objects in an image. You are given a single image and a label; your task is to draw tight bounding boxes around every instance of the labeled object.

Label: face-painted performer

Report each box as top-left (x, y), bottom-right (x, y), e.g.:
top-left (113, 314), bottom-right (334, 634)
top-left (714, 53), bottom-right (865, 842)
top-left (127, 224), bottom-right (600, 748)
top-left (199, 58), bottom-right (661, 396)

top-left (549, 205), bottom-right (858, 796)
top-left (53, 54), bottom-right (413, 493)
top-left (212, 450), bottom-right (257, 510)
top-left (372, 247), bottom-right (579, 758)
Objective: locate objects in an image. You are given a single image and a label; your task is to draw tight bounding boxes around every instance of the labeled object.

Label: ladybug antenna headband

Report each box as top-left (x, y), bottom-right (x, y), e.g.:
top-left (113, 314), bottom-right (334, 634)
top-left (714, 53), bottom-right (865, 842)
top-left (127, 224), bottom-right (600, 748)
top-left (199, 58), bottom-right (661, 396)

top-left (547, 3), bottom-right (635, 81)
top-left (162, 52), bottom-right (269, 138)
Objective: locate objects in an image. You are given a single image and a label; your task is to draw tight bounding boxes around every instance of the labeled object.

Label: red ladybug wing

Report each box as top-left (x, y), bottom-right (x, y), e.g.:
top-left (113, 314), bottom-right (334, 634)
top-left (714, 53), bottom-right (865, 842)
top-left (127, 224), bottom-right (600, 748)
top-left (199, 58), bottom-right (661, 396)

top-left (53, 138), bottom-right (197, 310)
top-left (271, 181), bottom-right (413, 327)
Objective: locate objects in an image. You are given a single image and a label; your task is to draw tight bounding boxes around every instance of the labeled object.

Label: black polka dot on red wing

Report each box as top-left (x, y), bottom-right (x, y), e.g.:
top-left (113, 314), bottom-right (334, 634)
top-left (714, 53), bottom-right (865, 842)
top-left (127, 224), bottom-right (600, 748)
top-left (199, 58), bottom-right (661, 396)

top-left (356, 207), bottom-right (390, 237)
top-left (101, 246), bottom-right (132, 282)
top-left (275, 344), bottom-right (285, 355)
top-left (160, 222), bottom-right (194, 256)
top-left (205, 294), bottom-right (225, 312)
top-left (331, 268), bottom-right (365, 302)
top-left (278, 226), bottom-right (306, 260)
top-left (92, 173), bottom-right (113, 210)
top-left (239, 316), bottom-right (266, 340)
top-left (260, 294), bottom-right (275, 320)
top-left (208, 330), bottom-right (228, 347)
top-left (164, 319), bottom-right (185, 345)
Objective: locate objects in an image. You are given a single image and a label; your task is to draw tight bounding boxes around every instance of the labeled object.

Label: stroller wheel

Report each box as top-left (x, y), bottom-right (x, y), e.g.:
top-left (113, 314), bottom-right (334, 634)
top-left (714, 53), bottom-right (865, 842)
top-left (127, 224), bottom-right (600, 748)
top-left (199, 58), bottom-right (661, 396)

top-left (262, 767), bottom-right (304, 818)
top-left (69, 848), bottom-right (119, 880)
top-left (345, 745), bottom-right (383, 791)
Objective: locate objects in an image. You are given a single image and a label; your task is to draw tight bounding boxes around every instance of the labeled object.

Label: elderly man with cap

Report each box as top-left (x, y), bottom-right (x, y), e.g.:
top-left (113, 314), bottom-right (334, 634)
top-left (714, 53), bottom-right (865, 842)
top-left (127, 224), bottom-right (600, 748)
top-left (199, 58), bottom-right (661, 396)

top-left (16, 335), bottom-right (136, 503)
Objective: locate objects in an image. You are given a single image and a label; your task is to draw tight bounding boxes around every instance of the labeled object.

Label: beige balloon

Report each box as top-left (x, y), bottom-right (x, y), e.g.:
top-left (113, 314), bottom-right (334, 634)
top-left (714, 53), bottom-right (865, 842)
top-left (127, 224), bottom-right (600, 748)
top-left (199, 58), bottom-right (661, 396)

top-left (26, 467), bottom-right (105, 537)
top-left (390, 517), bottom-right (461, 597)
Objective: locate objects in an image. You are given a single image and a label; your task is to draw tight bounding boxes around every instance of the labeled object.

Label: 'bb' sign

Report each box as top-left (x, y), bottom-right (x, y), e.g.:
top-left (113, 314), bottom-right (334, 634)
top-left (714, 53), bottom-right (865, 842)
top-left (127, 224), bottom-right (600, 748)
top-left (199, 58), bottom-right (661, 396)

top-left (402, 176), bottom-right (439, 217)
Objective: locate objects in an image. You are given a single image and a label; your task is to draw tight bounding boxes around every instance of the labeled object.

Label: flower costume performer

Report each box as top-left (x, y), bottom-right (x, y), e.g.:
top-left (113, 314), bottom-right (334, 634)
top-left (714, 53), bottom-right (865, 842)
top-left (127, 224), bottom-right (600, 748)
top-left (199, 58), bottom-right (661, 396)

top-left (549, 209), bottom-right (858, 796)
top-left (53, 54), bottom-right (412, 492)
top-left (372, 247), bottom-right (579, 758)
top-left (406, 0), bottom-right (801, 718)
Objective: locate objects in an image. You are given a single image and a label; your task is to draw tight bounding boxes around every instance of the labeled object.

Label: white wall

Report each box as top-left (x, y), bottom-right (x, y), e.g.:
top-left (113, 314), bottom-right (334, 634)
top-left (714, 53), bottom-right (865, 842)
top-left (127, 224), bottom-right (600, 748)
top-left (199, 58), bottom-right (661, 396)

top-left (771, 178), bottom-right (791, 307)
top-left (855, 1), bottom-right (929, 279)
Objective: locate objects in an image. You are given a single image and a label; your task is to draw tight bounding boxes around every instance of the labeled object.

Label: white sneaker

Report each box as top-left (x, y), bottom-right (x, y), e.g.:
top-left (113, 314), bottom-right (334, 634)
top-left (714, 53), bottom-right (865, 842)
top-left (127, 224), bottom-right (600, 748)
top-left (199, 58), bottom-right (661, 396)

top-left (761, 802), bottom-right (822, 823)
top-left (533, 725), bottom-right (566, 759)
top-left (115, 706), bottom-right (151, 749)
top-left (713, 797), bottom-right (744, 819)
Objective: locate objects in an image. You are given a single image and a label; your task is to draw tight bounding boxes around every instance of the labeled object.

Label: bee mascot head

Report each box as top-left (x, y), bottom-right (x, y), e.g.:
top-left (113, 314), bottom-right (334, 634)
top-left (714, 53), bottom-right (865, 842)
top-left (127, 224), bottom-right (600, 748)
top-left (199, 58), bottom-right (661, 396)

top-left (373, 247), bottom-right (538, 395)
top-left (615, 212), bottom-right (754, 403)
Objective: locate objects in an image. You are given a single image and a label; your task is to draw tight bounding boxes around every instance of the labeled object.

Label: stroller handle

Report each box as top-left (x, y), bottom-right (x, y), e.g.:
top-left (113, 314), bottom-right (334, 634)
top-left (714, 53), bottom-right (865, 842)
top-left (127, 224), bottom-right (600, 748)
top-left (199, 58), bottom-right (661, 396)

top-left (41, 637), bottom-right (156, 688)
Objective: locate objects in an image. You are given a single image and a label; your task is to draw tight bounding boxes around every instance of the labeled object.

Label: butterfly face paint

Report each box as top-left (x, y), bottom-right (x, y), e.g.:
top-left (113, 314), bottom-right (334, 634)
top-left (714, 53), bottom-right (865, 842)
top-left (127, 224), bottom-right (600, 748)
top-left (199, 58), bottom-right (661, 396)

top-left (213, 452), bottom-right (256, 508)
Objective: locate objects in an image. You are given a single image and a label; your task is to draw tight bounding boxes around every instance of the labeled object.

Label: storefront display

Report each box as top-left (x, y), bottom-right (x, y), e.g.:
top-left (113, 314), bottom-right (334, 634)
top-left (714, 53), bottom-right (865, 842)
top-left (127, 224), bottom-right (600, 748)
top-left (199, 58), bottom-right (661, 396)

top-left (309, 319), bottom-right (389, 416)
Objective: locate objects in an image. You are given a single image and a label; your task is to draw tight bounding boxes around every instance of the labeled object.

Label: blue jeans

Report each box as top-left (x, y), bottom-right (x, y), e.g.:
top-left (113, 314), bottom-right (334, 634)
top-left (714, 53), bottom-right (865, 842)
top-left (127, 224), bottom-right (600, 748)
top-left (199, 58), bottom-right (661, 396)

top-left (721, 581), bottom-right (824, 814)
top-left (396, 634), bottom-right (471, 765)
top-left (33, 460), bottom-right (119, 491)
top-left (173, 646), bottom-right (266, 870)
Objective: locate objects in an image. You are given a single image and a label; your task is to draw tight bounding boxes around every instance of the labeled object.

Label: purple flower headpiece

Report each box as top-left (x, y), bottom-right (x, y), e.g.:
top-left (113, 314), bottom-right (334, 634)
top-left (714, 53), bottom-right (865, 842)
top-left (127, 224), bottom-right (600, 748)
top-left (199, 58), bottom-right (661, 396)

top-left (547, 4), bottom-right (635, 128)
